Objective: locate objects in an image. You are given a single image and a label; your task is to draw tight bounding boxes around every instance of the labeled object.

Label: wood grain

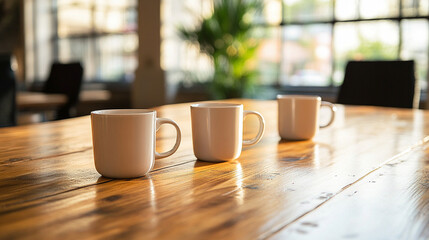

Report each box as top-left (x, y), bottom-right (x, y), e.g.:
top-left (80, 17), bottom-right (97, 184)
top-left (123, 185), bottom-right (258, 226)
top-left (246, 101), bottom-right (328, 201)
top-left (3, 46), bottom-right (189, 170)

top-left (0, 117), bottom-right (92, 164)
top-left (270, 141), bottom-right (429, 240)
top-left (1, 100), bottom-right (429, 239)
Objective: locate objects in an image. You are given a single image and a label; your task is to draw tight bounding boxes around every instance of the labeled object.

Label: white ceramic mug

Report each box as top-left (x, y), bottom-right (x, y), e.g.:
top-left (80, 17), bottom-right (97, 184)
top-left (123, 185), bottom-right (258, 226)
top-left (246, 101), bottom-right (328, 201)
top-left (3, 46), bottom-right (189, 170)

top-left (91, 109), bottom-right (181, 178)
top-left (190, 103), bottom-right (265, 162)
top-left (277, 95), bottom-right (336, 140)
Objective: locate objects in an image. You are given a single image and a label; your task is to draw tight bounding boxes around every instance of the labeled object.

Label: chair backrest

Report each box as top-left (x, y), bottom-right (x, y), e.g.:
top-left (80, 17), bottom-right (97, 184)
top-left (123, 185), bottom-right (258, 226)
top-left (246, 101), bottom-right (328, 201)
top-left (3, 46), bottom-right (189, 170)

top-left (43, 62), bottom-right (84, 119)
top-left (337, 60), bottom-right (418, 108)
top-left (0, 55), bottom-right (16, 127)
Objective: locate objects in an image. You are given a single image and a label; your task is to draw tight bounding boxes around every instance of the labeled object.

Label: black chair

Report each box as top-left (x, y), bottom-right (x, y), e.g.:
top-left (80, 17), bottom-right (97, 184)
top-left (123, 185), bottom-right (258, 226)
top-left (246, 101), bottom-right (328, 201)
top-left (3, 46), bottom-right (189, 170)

top-left (43, 62), bottom-right (84, 119)
top-left (337, 60), bottom-right (419, 108)
top-left (0, 54), bottom-right (16, 127)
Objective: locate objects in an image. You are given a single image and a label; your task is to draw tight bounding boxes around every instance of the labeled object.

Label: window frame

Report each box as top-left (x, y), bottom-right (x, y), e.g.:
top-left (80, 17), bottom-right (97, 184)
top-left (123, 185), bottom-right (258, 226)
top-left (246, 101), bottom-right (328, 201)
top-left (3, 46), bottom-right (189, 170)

top-left (28, 0), bottom-right (138, 84)
top-left (276, 0), bottom-right (429, 92)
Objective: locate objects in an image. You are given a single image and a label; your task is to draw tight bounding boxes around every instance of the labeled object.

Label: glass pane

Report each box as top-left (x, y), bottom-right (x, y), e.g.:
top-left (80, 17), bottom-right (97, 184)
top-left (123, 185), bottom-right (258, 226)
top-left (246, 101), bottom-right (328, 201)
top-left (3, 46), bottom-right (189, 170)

top-left (284, 0), bottom-right (333, 23)
top-left (58, 6), bottom-right (92, 37)
top-left (33, 0), bottom-right (54, 81)
top-left (333, 21), bottom-right (399, 85)
top-left (255, 27), bottom-right (281, 85)
top-left (253, 0), bottom-right (282, 25)
top-left (58, 0), bottom-right (91, 7)
top-left (94, 9), bottom-right (136, 33)
top-left (161, 0), bottom-right (213, 85)
top-left (401, 20), bottom-right (428, 90)
top-left (98, 34), bottom-right (138, 81)
top-left (335, 0), bottom-right (358, 20)
top-left (161, 0), bottom-right (211, 32)
top-left (281, 24), bottom-right (332, 86)
top-left (161, 0), bottom-right (207, 39)
top-left (360, 0), bottom-right (399, 19)
top-left (402, 0), bottom-right (429, 16)
top-left (58, 34), bottom-right (138, 82)
top-left (58, 0), bottom-right (136, 37)
top-left (162, 39), bottom-right (213, 84)
top-left (28, 0), bottom-right (138, 82)
top-left (161, 39), bottom-right (179, 71)
top-left (94, 0), bottom-right (137, 8)
top-left (95, 10), bottom-right (123, 33)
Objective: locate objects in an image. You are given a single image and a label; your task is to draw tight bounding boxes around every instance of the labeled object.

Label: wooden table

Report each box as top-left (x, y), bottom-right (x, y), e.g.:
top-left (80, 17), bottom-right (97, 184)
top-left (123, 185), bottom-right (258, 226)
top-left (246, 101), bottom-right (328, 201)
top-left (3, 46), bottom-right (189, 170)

top-left (1, 99), bottom-right (429, 239)
top-left (16, 92), bottom-right (68, 111)
top-left (17, 90), bottom-right (112, 111)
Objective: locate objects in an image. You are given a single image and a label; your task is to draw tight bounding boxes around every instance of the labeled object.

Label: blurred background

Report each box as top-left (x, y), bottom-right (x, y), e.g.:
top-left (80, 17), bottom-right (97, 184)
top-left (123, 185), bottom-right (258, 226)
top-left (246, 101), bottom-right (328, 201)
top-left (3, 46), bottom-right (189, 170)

top-left (1, 0), bottom-right (428, 125)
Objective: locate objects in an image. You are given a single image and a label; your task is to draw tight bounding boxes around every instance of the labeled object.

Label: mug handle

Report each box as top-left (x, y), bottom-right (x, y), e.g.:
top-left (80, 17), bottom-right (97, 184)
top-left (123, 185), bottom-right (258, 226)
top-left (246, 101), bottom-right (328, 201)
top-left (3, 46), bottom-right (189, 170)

top-left (155, 118), bottom-right (181, 159)
top-left (243, 110), bottom-right (265, 147)
top-left (320, 101), bottom-right (337, 128)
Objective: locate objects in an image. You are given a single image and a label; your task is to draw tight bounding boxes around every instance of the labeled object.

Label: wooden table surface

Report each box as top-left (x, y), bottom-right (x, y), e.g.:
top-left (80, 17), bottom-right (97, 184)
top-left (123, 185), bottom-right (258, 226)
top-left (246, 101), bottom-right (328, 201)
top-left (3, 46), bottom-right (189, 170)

top-left (17, 90), bottom-right (112, 111)
top-left (1, 99), bottom-right (429, 239)
top-left (16, 92), bottom-right (68, 111)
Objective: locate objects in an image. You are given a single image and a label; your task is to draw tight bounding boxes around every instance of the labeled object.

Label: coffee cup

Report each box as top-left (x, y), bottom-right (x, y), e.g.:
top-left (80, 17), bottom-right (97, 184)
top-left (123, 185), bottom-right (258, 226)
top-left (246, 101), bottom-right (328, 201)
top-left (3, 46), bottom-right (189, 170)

top-left (91, 109), bottom-right (181, 178)
top-left (190, 103), bottom-right (265, 162)
top-left (277, 95), bottom-right (336, 140)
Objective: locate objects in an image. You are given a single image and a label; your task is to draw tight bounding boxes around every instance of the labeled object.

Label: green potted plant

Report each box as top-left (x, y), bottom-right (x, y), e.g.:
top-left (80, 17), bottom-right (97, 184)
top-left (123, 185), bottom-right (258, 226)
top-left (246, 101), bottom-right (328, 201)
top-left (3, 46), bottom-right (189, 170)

top-left (179, 0), bottom-right (262, 99)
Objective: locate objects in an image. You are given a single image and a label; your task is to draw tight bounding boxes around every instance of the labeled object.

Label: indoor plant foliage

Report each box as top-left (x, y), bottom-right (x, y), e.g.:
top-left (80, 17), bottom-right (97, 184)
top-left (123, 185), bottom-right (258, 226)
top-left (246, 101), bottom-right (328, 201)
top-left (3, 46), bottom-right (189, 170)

top-left (180, 0), bottom-right (262, 99)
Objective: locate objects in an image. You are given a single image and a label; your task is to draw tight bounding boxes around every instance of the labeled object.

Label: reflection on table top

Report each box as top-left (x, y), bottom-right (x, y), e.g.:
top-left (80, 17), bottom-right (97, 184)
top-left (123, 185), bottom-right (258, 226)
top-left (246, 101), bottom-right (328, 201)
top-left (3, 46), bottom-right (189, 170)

top-left (1, 99), bottom-right (429, 239)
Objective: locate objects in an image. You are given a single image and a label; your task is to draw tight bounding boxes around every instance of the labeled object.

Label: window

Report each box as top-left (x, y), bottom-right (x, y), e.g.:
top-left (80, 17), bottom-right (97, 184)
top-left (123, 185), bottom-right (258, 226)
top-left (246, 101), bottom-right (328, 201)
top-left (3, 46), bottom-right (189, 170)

top-left (26, 0), bottom-right (138, 83)
top-left (162, 0), bottom-right (429, 91)
top-left (281, 24), bottom-right (332, 86)
top-left (161, 0), bottom-right (213, 87)
top-left (282, 0), bottom-right (429, 89)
